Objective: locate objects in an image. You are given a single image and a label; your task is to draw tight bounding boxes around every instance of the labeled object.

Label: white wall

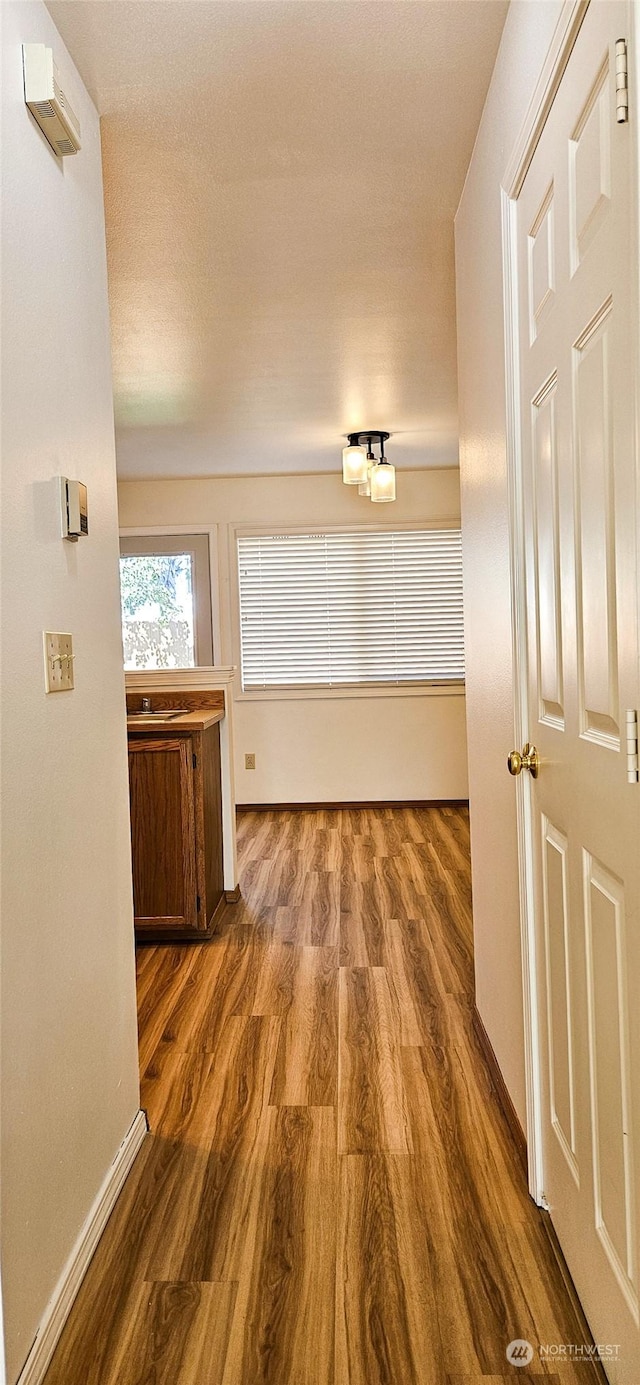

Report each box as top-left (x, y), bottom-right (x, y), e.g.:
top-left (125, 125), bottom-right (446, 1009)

top-left (0, 6), bottom-right (141, 1380)
top-left (118, 471), bottom-right (469, 804)
top-left (455, 0), bottom-right (563, 1131)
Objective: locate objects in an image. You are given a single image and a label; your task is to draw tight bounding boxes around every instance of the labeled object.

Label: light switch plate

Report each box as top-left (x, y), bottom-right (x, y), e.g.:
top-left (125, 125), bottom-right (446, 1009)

top-left (44, 632), bottom-right (74, 692)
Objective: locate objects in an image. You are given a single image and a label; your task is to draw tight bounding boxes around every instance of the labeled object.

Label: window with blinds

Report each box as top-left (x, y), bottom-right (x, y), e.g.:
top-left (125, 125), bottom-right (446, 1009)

top-left (237, 528), bottom-right (465, 691)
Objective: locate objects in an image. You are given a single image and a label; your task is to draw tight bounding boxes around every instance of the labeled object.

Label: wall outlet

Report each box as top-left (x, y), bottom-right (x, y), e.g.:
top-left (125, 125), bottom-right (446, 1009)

top-left (245, 753), bottom-right (256, 770)
top-left (44, 631), bottom-right (74, 692)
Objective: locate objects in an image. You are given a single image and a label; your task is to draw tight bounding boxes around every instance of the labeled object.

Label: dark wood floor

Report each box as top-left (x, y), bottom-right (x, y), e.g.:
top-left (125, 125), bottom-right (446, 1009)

top-left (43, 806), bottom-right (599, 1383)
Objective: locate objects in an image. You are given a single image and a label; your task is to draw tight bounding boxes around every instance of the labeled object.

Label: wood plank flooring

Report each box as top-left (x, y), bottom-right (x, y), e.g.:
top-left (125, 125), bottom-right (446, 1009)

top-left (43, 806), bottom-right (600, 1384)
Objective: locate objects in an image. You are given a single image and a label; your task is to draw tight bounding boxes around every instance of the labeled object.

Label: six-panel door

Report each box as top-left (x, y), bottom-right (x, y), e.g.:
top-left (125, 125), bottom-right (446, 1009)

top-left (516, 3), bottom-right (640, 1377)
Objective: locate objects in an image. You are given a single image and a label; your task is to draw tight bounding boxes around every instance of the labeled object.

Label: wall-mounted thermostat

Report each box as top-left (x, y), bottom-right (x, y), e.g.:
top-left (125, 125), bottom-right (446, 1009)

top-left (23, 44), bottom-right (81, 157)
top-left (59, 477), bottom-right (88, 542)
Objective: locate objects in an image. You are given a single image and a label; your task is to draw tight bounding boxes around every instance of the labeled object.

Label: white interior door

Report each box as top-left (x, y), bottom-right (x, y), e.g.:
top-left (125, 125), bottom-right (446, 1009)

top-left (515, 4), bottom-right (640, 1379)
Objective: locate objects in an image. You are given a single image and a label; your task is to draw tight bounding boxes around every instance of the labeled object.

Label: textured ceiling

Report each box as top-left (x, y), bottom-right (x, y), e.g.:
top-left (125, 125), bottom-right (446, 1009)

top-left (47, 1), bottom-right (507, 478)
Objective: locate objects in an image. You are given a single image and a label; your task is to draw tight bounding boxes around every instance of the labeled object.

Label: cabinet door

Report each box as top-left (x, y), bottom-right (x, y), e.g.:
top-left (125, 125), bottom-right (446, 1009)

top-left (128, 735), bottom-right (198, 933)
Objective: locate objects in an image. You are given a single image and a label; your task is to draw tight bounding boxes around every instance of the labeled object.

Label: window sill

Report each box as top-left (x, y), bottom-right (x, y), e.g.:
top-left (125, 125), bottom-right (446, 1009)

top-left (236, 683), bottom-right (465, 703)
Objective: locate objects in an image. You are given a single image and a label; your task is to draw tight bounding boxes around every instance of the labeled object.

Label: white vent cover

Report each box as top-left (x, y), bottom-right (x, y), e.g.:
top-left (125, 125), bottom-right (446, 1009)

top-left (23, 44), bottom-right (81, 157)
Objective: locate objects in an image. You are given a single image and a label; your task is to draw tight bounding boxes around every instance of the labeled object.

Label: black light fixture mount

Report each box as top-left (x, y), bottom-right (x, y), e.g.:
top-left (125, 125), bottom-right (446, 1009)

top-left (346, 430), bottom-right (390, 457)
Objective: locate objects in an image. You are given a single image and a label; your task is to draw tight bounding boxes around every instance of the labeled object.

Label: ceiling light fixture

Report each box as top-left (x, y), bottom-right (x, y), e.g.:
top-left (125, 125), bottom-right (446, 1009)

top-left (342, 431), bottom-right (395, 503)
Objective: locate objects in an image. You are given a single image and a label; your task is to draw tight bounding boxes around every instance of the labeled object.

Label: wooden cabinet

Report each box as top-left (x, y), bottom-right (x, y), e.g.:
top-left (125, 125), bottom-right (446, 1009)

top-left (128, 722), bottom-right (224, 941)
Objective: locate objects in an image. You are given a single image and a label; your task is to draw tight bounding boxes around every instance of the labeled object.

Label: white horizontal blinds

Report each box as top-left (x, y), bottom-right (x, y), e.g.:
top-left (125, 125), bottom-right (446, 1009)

top-left (238, 529), bottom-right (465, 690)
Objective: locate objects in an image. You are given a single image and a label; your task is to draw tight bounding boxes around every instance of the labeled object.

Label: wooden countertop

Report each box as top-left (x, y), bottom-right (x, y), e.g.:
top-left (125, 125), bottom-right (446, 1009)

top-left (127, 709), bottom-right (224, 732)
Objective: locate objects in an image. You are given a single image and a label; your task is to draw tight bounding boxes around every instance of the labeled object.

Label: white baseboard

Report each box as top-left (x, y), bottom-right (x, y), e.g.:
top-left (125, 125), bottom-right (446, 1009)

top-left (16, 1109), bottom-right (148, 1385)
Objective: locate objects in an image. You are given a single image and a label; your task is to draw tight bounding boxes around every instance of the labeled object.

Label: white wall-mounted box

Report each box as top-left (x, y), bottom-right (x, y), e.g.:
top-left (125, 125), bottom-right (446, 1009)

top-left (23, 43), bottom-right (81, 156)
top-left (59, 476), bottom-right (88, 541)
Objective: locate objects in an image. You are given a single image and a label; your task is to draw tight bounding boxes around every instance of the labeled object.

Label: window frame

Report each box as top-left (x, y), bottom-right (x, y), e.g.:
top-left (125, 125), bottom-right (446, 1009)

top-left (230, 519), bottom-right (466, 702)
top-left (119, 528), bottom-right (218, 669)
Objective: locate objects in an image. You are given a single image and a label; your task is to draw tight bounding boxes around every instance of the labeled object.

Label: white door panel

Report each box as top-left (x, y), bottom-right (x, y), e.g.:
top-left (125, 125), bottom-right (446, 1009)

top-left (515, 3), bottom-right (640, 1378)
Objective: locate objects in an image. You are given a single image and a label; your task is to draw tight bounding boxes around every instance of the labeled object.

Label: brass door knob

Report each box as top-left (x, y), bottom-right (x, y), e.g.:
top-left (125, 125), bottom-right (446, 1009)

top-left (507, 743), bottom-right (539, 778)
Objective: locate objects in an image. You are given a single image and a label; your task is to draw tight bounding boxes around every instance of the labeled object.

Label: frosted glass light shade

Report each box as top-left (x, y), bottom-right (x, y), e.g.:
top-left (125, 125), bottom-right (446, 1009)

top-left (342, 445), bottom-right (368, 484)
top-left (358, 464), bottom-right (372, 496)
top-left (370, 461), bottom-right (396, 502)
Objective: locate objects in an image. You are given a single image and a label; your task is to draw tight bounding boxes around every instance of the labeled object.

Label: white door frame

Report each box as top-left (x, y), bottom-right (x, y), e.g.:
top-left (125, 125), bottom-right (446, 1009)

top-left (500, 0), bottom-right (591, 1204)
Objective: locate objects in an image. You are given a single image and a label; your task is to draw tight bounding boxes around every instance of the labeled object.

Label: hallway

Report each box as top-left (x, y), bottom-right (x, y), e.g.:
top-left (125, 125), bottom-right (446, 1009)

top-left (43, 807), bottom-right (598, 1383)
